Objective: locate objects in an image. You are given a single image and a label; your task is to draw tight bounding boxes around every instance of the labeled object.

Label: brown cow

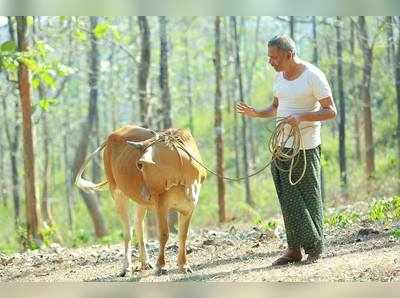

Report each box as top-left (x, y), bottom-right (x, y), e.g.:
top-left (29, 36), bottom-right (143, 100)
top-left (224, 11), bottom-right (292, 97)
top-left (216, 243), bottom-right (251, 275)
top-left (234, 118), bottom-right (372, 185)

top-left (75, 125), bottom-right (206, 276)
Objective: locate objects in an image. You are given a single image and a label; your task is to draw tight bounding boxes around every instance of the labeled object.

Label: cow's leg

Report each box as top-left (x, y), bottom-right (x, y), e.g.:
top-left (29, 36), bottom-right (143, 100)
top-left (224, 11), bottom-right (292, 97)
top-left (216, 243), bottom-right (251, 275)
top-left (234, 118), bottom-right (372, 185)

top-left (155, 202), bottom-right (169, 275)
top-left (134, 205), bottom-right (152, 271)
top-left (177, 210), bottom-right (194, 274)
top-left (113, 190), bottom-right (132, 277)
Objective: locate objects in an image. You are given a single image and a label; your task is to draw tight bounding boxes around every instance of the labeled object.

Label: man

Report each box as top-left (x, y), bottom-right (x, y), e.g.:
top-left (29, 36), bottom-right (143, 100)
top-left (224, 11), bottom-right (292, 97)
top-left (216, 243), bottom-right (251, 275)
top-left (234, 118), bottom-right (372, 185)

top-left (236, 34), bottom-right (336, 265)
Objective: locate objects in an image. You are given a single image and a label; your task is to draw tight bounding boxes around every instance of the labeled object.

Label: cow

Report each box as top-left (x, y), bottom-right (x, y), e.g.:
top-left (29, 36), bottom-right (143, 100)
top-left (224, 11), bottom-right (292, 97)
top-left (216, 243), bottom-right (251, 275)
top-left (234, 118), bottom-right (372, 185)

top-left (75, 125), bottom-right (207, 276)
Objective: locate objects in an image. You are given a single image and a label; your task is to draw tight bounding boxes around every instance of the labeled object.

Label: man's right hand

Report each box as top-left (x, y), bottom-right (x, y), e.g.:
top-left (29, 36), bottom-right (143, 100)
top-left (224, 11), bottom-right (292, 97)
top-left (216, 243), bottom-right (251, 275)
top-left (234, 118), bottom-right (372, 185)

top-left (235, 102), bottom-right (258, 117)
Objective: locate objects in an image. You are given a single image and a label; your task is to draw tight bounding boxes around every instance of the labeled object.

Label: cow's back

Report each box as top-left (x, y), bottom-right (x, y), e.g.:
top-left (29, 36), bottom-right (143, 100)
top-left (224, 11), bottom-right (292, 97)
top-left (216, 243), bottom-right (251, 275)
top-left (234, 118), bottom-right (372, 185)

top-left (139, 128), bottom-right (207, 195)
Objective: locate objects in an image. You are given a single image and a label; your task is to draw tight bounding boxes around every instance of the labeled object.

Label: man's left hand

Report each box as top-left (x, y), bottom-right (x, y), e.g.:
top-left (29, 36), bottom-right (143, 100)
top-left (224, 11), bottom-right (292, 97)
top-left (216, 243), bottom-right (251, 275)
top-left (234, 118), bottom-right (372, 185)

top-left (284, 114), bottom-right (303, 126)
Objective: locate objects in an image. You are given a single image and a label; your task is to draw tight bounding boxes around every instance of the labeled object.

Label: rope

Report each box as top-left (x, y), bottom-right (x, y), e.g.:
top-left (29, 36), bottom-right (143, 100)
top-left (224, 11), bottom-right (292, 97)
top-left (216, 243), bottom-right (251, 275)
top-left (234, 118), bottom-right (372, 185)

top-left (168, 117), bottom-right (313, 185)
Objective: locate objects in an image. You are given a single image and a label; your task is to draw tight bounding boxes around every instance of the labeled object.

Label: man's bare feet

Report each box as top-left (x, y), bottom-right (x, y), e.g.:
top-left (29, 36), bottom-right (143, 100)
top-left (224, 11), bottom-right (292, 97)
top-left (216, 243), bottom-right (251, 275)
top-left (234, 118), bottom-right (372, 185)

top-left (272, 248), bottom-right (303, 266)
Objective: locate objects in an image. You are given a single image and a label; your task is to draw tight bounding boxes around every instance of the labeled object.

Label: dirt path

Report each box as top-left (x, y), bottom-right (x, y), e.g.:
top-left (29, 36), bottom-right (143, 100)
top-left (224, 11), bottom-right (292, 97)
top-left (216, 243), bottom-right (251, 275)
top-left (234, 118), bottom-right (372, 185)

top-left (1, 221), bottom-right (399, 282)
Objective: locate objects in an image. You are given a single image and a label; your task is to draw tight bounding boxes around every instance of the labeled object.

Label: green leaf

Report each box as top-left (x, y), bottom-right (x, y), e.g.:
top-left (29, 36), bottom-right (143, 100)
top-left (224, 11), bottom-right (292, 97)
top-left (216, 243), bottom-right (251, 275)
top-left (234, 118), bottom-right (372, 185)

top-left (20, 57), bottom-right (39, 72)
top-left (32, 76), bottom-right (40, 89)
top-left (1, 40), bottom-right (17, 52)
top-left (39, 98), bottom-right (58, 111)
top-left (111, 27), bottom-right (122, 42)
top-left (27, 17), bottom-right (33, 26)
top-left (74, 29), bottom-right (87, 42)
top-left (93, 23), bottom-right (110, 39)
top-left (56, 64), bottom-right (75, 77)
top-left (41, 73), bottom-right (56, 88)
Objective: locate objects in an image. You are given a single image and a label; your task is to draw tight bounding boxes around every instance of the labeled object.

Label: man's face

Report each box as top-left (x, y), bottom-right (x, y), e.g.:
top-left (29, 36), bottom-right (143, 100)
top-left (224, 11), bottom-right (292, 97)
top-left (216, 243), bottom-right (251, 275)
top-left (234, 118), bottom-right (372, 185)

top-left (267, 46), bottom-right (291, 72)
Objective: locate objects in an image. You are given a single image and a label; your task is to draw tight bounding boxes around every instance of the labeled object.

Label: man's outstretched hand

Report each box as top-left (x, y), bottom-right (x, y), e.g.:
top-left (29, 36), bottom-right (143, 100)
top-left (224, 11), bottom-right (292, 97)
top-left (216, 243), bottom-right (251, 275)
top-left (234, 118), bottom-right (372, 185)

top-left (235, 102), bottom-right (258, 117)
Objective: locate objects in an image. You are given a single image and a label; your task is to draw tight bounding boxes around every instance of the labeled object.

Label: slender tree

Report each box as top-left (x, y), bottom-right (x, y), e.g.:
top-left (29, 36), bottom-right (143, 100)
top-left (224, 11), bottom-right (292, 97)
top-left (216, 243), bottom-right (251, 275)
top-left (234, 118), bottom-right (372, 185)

top-left (245, 17), bottom-right (261, 168)
top-left (32, 17), bottom-right (54, 226)
top-left (387, 16), bottom-right (400, 190)
top-left (357, 16), bottom-right (375, 178)
top-left (158, 16), bottom-right (177, 231)
top-left (312, 16), bottom-right (318, 65)
top-left (16, 16), bottom-right (42, 244)
top-left (72, 17), bottom-right (108, 238)
top-left (336, 17), bottom-right (347, 196)
top-left (349, 19), bottom-right (362, 162)
top-left (231, 16), bottom-right (254, 207)
top-left (183, 22), bottom-right (194, 134)
top-left (138, 16), bottom-right (151, 128)
top-left (159, 16), bottom-right (172, 129)
top-left (289, 16), bottom-right (295, 41)
top-left (214, 16), bottom-right (226, 223)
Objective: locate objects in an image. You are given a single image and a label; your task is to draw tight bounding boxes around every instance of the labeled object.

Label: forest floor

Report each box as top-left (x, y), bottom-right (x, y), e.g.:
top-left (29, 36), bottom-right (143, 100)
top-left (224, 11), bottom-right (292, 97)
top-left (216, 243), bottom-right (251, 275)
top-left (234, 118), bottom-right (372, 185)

top-left (1, 203), bottom-right (400, 282)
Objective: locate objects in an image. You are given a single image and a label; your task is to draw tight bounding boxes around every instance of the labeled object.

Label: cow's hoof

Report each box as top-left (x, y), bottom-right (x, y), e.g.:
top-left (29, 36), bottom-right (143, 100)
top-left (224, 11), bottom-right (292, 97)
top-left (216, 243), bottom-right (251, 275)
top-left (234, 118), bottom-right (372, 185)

top-left (155, 268), bottom-right (168, 276)
top-left (134, 263), bottom-right (153, 272)
top-left (178, 266), bottom-right (193, 274)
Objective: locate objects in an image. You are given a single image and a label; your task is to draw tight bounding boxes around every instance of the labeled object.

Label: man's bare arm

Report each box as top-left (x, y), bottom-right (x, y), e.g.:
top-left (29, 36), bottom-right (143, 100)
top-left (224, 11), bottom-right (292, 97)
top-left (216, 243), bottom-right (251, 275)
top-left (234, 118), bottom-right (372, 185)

top-left (236, 97), bottom-right (278, 118)
top-left (285, 96), bottom-right (337, 126)
top-left (300, 96), bottom-right (337, 122)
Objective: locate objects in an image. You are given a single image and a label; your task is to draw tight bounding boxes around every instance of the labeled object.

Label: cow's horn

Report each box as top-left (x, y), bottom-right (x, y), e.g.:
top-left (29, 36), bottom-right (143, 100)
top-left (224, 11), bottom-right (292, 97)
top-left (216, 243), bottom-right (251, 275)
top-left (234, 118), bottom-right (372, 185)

top-left (127, 140), bottom-right (144, 149)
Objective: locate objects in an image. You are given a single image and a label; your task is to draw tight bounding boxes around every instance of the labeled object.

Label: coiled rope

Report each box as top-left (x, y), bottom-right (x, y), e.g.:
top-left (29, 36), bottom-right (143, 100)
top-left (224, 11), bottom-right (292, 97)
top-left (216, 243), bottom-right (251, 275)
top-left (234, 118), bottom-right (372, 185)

top-left (172, 116), bottom-right (312, 185)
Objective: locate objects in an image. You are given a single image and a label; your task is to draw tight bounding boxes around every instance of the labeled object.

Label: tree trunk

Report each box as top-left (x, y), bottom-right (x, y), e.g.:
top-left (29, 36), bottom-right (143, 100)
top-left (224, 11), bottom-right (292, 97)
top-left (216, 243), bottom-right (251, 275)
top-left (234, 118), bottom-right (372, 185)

top-left (336, 17), bottom-right (347, 197)
top-left (227, 17), bottom-right (241, 179)
top-left (386, 16), bottom-right (394, 66)
top-left (5, 18), bottom-right (21, 225)
top-left (1, 89), bottom-right (21, 227)
top-left (223, 17), bottom-right (232, 114)
top-left (158, 16), bottom-right (177, 231)
top-left (289, 17), bottom-right (295, 41)
top-left (0, 136), bottom-right (6, 207)
top-left (245, 17), bottom-right (261, 169)
top-left (214, 16), bottom-right (226, 223)
top-left (72, 17), bottom-right (108, 238)
top-left (138, 16), bottom-right (151, 128)
top-left (231, 16), bottom-right (254, 207)
top-left (16, 16), bottom-right (42, 244)
top-left (63, 23), bottom-right (74, 228)
top-left (388, 16), bottom-right (400, 191)
top-left (396, 18), bottom-right (400, 192)
top-left (183, 32), bottom-right (194, 135)
top-left (349, 19), bottom-right (362, 162)
top-left (39, 85), bottom-right (54, 226)
top-left (357, 16), bottom-right (375, 179)
top-left (312, 16), bottom-right (318, 65)
top-left (32, 17), bottom-right (54, 227)
top-left (159, 16), bottom-right (172, 129)
top-left (396, 17), bottom-right (400, 192)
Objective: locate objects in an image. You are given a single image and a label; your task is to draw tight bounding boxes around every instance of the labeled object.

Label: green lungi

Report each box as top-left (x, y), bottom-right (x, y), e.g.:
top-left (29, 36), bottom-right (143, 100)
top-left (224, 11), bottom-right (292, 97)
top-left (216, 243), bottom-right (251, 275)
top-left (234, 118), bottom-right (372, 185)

top-left (271, 145), bottom-right (324, 255)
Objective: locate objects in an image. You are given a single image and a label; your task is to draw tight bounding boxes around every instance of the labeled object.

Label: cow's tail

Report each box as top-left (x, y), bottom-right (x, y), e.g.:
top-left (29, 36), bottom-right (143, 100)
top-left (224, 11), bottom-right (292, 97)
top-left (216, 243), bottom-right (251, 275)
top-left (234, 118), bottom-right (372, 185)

top-left (75, 141), bottom-right (108, 193)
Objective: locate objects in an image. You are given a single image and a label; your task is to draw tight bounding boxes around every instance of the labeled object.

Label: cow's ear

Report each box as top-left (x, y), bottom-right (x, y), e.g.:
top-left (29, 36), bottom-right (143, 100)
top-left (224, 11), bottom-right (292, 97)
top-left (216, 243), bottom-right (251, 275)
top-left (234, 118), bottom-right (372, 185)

top-left (127, 140), bottom-right (144, 149)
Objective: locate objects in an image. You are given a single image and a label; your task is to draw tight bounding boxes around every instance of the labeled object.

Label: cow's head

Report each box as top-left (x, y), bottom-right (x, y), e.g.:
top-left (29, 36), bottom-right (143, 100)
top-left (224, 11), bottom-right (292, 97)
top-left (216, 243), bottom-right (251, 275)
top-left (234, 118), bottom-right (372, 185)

top-left (126, 130), bottom-right (159, 170)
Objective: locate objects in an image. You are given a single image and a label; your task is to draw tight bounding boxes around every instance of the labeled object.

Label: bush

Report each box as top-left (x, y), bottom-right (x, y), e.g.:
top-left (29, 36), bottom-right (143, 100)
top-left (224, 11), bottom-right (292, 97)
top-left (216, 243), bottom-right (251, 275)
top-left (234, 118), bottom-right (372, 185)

top-left (368, 196), bottom-right (400, 222)
top-left (325, 211), bottom-right (360, 228)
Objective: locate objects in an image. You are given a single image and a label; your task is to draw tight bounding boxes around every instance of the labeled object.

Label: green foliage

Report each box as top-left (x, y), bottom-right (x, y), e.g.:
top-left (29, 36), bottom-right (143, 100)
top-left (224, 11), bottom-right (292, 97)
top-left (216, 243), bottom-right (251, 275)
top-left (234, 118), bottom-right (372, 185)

top-left (369, 199), bottom-right (391, 221)
top-left (1, 40), bottom-right (17, 52)
top-left (74, 29), bottom-right (87, 42)
top-left (368, 197), bottom-right (400, 222)
top-left (71, 229), bottom-right (91, 248)
top-left (41, 224), bottom-right (58, 246)
top-left (38, 98), bottom-right (58, 111)
top-left (15, 223), bottom-right (39, 251)
top-left (93, 23), bottom-right (110, 39)
top-left (254, 217), bottom-right (277, 233)
top-left (390, 228), bottom-right (400, 240)
top-left (325, 211), bottom-right (361, 228)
